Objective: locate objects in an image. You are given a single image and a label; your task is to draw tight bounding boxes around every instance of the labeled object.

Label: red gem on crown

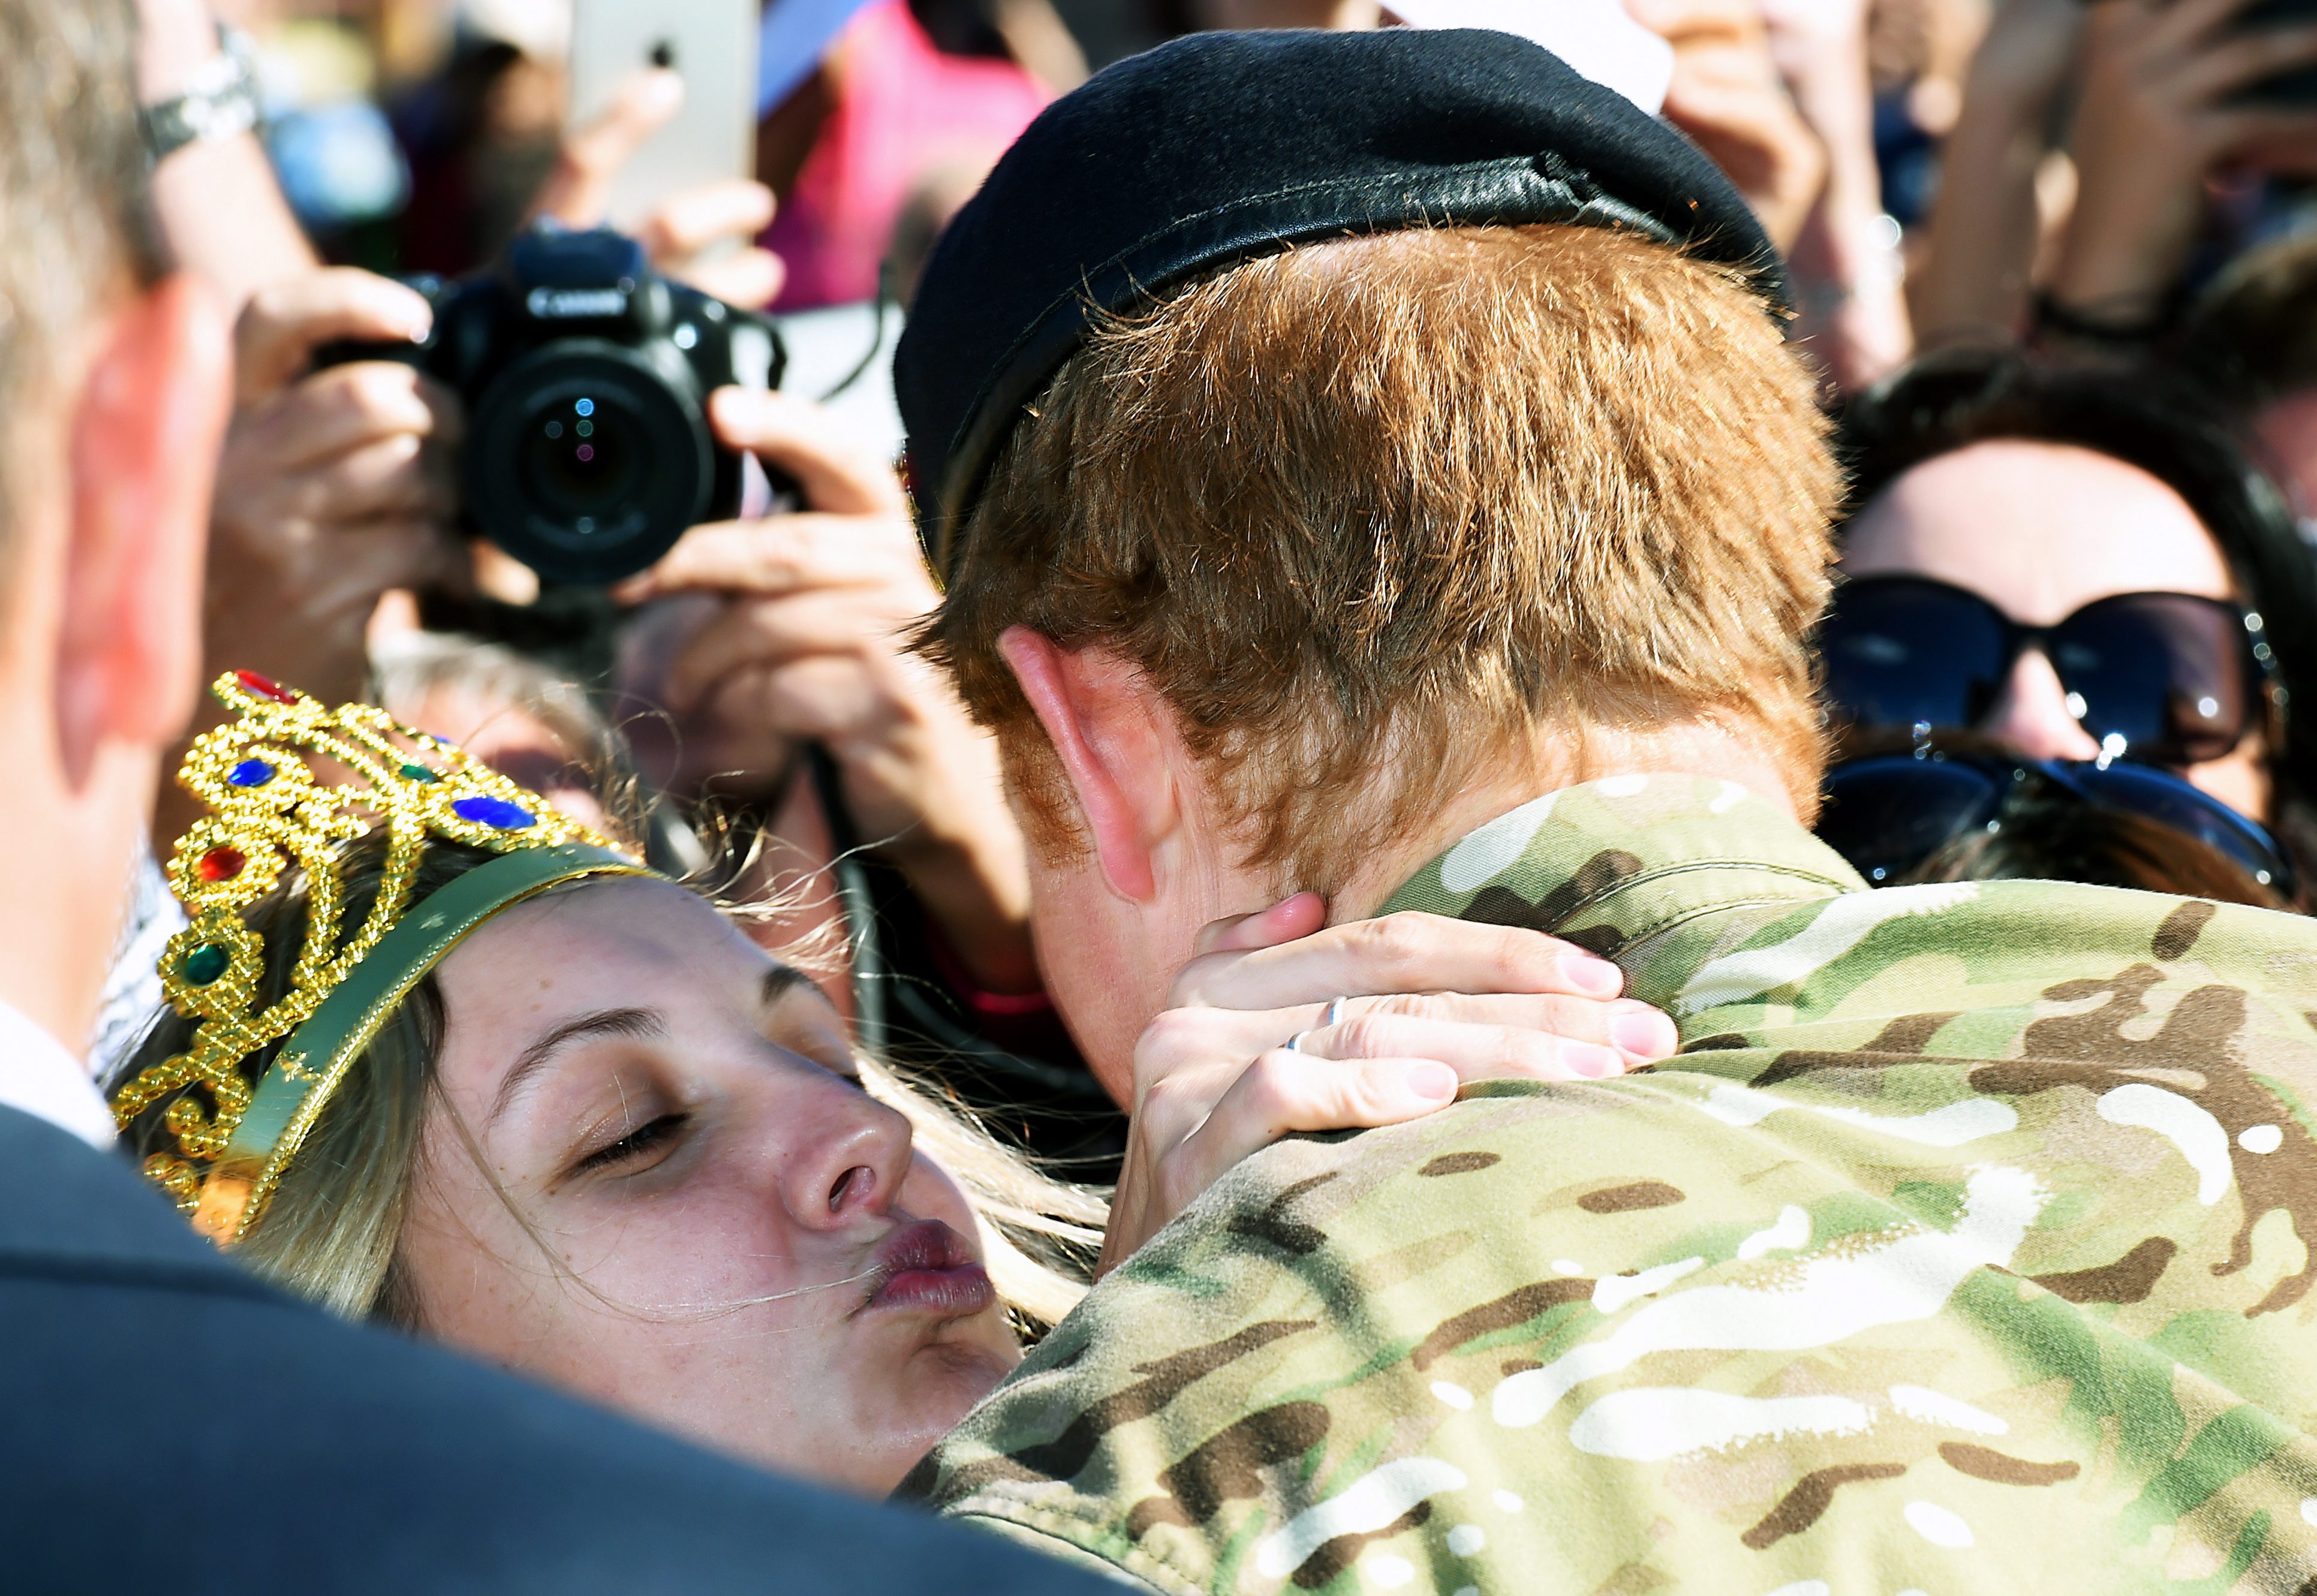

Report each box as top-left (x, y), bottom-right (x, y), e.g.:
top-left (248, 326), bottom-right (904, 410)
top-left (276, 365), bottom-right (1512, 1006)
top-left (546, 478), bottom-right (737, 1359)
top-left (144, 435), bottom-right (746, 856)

top-left (195, 847), bottom-right (245, 884)
top-left (233, 670), bottom-right (296, 704)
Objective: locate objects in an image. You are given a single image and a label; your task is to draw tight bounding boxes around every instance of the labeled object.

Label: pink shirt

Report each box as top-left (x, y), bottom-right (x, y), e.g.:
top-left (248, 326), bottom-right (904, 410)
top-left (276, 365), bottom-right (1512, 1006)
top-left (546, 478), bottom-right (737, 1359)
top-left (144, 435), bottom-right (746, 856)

top-left (766, 0), bottom-right (1050, 310)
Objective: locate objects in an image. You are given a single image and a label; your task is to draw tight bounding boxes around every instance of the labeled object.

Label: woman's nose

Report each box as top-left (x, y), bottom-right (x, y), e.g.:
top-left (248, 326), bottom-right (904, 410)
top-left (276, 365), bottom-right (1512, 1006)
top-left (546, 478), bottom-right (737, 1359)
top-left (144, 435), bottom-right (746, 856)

top-left (779, 1069), bottom-right (917, 1230)
top-left (1980, 648), bottom-right (2104, 761)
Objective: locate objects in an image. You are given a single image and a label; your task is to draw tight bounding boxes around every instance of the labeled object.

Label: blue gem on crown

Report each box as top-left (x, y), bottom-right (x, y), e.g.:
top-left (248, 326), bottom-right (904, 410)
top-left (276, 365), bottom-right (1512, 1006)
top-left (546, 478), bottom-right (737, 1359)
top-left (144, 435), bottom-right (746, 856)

top-left (454, 796), bottom-right (535, 830)
top-left (225, 759), bottom-right (275, 788)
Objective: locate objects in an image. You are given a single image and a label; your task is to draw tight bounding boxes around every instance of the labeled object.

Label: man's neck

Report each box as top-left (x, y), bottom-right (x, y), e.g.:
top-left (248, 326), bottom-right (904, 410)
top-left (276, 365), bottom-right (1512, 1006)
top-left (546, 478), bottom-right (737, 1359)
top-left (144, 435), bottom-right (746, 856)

top-left (1325, 724), bottom-right (1806, 923)
top-left (0, 694), bottom-right (155, 1060)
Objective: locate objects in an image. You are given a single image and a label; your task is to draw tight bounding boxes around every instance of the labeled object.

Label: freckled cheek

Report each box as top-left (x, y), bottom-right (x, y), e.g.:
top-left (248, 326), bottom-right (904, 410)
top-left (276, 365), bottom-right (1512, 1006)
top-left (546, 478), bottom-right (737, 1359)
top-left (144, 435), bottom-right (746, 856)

top-left (556, 1194), bottom-right (810, 1306)
top-left (398, 1183), bottom-right (568, 1361)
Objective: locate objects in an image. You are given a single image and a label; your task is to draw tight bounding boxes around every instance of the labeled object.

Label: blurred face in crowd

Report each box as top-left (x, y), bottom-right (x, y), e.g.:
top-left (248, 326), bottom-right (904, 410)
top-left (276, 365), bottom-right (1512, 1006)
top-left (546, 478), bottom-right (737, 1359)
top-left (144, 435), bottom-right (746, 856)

top-left (395, 876), bottom-right (1019, 1493)
top-left (2253, 389), bottom-right (2317, 526)
top-left (1842, 440), bottom-right (2268, 819)
top-left (384, 675), bottom-right (608, 832)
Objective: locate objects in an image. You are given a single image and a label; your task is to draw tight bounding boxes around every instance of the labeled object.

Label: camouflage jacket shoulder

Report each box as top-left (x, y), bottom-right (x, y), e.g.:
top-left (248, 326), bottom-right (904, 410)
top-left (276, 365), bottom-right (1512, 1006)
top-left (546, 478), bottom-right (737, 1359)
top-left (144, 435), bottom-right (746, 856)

top-left (910, 774), bottom-right (2317, 1595)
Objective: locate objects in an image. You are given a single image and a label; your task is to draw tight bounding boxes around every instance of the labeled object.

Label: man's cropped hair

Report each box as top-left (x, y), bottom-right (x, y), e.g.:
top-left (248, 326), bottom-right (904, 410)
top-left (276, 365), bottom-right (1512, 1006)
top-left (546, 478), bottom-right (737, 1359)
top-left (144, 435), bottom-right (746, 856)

top-left (920, 222), bottom-right (1840, 890)
top-left (0, 0), bottom-right (165, 552)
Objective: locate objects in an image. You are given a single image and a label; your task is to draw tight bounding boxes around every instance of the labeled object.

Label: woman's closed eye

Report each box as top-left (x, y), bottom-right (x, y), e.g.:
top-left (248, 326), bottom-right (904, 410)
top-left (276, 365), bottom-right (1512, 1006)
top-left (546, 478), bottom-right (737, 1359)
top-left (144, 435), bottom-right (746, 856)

top-left (570, 1111), bottom-right (691, 1178)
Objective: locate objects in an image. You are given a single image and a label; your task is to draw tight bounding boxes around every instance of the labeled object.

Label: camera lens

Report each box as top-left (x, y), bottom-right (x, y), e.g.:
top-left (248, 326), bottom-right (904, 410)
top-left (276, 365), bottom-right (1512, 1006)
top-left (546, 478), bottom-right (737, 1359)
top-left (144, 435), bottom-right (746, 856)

top-left (522, 394), bottom-right (641, 520)
top-left (464, 342), bottom-right (712, 586)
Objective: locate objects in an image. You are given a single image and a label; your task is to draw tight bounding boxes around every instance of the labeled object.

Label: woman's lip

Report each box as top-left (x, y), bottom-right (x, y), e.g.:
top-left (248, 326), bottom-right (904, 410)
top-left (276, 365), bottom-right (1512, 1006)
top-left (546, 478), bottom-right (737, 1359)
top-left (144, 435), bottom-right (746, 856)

top-left (862, 1219), bottom-right (995, 1318)
top-left (868, 1259), bottom-right (996, 1317)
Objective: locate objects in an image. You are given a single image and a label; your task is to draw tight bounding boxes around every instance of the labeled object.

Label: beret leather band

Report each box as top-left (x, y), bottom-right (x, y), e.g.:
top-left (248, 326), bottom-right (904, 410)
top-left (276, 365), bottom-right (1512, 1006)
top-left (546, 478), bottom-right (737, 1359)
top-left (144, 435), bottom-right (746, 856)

top-left (896, 28), bottom-right (1789, 580)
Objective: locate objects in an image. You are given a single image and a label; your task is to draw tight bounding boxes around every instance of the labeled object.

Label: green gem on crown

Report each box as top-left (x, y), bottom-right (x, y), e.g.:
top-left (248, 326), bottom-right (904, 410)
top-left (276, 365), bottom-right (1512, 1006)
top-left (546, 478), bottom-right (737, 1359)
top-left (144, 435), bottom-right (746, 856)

top-left (181, 944), bottom-right (230, 986)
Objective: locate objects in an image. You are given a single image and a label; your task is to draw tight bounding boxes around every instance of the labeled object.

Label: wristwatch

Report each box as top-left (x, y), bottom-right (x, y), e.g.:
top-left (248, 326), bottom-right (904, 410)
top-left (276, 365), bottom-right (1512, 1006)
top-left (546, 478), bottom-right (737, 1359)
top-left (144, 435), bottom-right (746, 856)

top-left (139, 26), bottom-right (261, 164)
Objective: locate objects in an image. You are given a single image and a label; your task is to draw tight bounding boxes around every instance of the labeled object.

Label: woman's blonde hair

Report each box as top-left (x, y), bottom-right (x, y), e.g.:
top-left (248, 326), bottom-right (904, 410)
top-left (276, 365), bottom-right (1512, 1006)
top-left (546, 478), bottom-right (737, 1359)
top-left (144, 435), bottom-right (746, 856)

top-left (120, 829), bottom-right (1105, 1332)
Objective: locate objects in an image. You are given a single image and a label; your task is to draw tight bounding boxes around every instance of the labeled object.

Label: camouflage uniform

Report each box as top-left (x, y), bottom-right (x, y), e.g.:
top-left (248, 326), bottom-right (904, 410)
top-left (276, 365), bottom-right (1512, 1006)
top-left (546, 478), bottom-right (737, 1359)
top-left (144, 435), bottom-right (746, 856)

top-left (907, 774), bottom-right (2317, 1594)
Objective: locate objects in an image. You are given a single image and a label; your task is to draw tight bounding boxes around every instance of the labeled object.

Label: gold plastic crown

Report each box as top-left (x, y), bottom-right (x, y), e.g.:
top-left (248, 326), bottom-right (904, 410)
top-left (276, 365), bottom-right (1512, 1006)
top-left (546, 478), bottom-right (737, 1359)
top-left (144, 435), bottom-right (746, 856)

top-left (112, 670), bottom-right (648, 1244)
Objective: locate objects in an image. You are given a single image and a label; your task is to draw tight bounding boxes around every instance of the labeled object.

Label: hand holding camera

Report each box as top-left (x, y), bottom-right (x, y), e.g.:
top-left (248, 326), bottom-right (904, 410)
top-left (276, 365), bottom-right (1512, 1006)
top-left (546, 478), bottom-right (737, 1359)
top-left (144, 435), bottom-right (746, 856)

top-left (322, 225), bottom-right (782, 588)
top-left (200, 76), bottom-right (1033, 986)
top-left (207, 269), bottom-right (468, 710)
top-left (615, 389), bottom-right (1040, 995)
top-left (215, 41), bottom-right (789, 638)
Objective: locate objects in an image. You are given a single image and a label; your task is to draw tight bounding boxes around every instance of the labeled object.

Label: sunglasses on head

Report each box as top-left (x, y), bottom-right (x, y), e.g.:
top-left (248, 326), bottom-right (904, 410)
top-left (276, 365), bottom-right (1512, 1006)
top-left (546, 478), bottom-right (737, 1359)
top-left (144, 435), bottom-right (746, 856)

top-left (1816, 745), bottom-right (2295, 899)
top-left (1819, 575), bottom-right (2275, 768)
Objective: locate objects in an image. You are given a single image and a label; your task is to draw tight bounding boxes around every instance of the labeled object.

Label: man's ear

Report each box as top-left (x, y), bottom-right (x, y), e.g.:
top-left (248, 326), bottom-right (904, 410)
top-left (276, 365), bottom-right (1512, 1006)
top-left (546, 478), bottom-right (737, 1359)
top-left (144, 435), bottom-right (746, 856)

top-left (59, 274), bottom-right (232, 787)
top-left (997, 627), bottom-right (1178, 902)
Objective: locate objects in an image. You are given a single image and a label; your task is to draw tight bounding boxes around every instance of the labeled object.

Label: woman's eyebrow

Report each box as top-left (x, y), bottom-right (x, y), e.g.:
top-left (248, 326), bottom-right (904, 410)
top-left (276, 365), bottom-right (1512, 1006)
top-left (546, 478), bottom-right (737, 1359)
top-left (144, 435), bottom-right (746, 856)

top-left (489, 1007), bottom-right (664, 1127)
top-left (759, 964), bottom-right (814, 1010)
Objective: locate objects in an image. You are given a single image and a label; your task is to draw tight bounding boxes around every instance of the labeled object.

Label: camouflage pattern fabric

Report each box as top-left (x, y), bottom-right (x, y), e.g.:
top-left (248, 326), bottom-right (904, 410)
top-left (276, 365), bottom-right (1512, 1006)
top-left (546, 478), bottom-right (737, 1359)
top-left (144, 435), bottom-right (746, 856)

top-left (905, 773), bottom-right (2317, 1593)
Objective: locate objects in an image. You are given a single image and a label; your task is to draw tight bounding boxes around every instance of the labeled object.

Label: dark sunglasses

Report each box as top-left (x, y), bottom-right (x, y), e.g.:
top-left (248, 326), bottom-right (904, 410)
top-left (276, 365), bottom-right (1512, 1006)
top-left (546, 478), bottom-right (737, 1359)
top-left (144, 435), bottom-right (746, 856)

top-left (1818, 748), bottom-right (2295, 898)
top-left (1819, 575), bottom-right (2276, 768)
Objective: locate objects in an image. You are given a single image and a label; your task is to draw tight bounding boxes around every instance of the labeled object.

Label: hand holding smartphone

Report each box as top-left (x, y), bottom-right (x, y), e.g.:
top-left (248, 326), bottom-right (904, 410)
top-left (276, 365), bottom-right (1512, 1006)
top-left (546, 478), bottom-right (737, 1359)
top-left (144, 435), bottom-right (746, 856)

top-left (567, 0), bottom-right (762, 234)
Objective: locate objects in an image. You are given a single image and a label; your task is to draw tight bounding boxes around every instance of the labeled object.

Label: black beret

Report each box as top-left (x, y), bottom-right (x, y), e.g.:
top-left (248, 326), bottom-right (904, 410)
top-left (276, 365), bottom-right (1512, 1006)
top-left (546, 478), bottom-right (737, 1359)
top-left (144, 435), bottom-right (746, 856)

top-left (896, 26), bottom-right (1786, 575)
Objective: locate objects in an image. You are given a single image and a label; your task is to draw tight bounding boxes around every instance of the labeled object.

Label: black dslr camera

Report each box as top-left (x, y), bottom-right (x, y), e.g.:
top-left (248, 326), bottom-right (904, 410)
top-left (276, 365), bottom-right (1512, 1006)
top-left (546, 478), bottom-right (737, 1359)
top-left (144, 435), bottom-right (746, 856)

top-left (328, 224), bottom-right (783, 586)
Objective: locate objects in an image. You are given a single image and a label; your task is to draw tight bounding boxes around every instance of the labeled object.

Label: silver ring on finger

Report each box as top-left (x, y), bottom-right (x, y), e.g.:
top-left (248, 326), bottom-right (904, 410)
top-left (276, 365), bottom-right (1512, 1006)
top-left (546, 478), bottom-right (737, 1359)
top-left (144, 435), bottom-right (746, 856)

top-left (1285, 997), bottom-right (1351, 1055)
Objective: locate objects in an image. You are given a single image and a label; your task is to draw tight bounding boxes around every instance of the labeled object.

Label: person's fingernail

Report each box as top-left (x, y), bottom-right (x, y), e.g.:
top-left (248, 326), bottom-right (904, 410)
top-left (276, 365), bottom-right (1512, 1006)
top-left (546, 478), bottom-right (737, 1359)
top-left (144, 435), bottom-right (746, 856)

top-left (1565, 1042), bottom-right (1625, 1079)
top-left (1273, 892), bottom-right (1326, 935)
top-left (1611, 1008), bottom-right (1678, 1060)
top-left (1406, 1062), bottom-right (1458, 1102)
top-left (1563, 955), bottom-right (1623, 998)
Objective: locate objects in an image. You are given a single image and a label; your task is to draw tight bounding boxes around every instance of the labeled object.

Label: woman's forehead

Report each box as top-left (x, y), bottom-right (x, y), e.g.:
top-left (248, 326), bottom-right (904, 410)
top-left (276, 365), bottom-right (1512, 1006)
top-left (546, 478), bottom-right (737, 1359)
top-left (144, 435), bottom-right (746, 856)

top-left (488, 873), bottom-right (739, 957)
top-left (1846, 440), bottom-right (2236, 618)
top-left (432, 877), bottom-right (771, 1048)
top-left (414, 874), bottom-right (849, 1173)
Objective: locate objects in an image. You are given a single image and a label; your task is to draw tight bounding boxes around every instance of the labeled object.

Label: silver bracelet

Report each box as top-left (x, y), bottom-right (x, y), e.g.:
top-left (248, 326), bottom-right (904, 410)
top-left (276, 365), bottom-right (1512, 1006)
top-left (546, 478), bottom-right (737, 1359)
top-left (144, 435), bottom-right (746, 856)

top-left (140, 26), bottom-right (261, 165)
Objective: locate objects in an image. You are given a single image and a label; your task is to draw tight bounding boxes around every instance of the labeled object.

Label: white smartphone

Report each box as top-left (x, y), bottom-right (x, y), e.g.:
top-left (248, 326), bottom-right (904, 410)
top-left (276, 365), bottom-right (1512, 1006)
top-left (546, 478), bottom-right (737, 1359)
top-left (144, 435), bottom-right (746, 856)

top-left (1385, 0), bottom-right (1674, 115)
top-left (567, 0), bottom-right (762, 234)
